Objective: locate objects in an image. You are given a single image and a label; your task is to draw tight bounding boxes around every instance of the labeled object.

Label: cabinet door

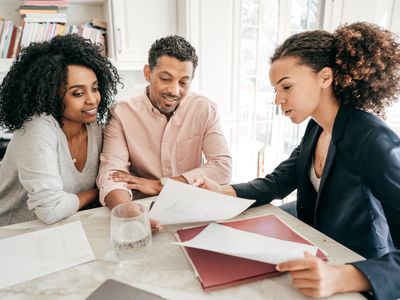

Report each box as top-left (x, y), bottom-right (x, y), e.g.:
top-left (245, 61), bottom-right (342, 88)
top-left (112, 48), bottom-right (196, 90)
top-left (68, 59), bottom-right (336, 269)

top-left (111, 0), bottom-right (177, 65)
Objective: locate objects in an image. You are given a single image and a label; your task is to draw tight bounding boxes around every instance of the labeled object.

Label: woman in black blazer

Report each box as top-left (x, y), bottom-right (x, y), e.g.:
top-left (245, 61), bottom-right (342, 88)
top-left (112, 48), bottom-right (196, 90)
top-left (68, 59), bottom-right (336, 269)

top-left (194, 22), bottom-right (400, 299)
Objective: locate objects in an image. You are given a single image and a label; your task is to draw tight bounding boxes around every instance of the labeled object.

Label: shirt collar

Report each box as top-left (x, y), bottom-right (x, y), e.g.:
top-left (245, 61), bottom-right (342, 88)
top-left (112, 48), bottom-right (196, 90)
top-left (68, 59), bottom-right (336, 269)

top-left (143, 86), bottom-right (188, 125)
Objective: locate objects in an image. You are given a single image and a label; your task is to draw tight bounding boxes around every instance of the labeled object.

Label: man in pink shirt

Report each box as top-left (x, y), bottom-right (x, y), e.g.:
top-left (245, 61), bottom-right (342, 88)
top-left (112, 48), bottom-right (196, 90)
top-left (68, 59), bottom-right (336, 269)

top-left (97, 35), bottom-right (232, 209)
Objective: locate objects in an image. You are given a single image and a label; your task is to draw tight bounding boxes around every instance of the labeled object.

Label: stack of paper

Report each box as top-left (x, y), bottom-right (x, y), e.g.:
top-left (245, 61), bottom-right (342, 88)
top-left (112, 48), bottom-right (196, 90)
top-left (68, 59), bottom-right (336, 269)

top-left (0, 221), bottom-right (95, 289)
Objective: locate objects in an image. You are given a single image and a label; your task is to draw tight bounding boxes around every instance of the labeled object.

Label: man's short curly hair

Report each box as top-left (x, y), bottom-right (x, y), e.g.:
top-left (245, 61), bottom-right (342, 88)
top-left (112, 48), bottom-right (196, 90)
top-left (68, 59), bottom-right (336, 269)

top-left (148, 35), bottom-right (198, 72)
top-left (271, 22), bottom-right (400, 117)
top-left (0, 34), bottom-right (122, 130)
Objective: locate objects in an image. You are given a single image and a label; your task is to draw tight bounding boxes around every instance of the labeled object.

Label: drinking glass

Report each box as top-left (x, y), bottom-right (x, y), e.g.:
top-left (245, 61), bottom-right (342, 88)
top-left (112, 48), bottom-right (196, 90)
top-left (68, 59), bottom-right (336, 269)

top-left (110, 202), bottom-right (152, 262)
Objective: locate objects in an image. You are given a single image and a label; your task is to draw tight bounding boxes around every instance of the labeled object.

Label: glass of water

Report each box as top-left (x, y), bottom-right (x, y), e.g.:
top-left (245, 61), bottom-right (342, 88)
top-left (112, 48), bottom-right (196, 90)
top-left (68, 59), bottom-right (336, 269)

top-left (110, 202), bottom-right (152, 262)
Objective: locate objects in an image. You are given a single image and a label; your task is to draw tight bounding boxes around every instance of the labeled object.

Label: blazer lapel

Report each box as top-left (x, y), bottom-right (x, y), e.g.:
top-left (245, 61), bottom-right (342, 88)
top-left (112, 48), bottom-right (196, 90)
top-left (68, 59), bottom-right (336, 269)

top-left (298, 124), bottom-right (321, 188)
top-left (314, 105), bottom-right (354, 224)
top-left (315, 141), bottom-right (337, 217)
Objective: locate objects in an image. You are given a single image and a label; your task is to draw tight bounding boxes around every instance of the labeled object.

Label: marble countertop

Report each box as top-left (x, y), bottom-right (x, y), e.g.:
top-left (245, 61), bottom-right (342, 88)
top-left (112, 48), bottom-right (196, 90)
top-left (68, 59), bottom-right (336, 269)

top-left (0, 199), bottom-right (365, 300)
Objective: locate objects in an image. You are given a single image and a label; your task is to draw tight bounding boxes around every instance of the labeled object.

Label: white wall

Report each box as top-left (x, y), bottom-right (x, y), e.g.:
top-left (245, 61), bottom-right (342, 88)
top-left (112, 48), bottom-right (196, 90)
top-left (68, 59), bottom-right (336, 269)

top-left (116, 70), bottom-right (146, 101)
top-left (324, 0), bottom-right (399, 33)
top-left (197, 0), bottom-right (236, 115)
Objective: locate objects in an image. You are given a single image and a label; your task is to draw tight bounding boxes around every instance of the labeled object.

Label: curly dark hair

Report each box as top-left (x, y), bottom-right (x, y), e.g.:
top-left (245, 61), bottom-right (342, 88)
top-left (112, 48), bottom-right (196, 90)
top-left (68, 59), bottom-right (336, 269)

top-left (0, 34), bottom-right (122, 130)
top-left (271, 22), bottom-right (400, 117)
top-left (148, 35), bottom-right (198, 73)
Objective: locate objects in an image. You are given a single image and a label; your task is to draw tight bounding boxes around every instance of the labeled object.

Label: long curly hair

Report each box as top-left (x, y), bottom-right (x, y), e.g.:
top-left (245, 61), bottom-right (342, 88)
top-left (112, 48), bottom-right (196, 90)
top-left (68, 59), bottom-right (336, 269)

top-left (0, 34), bottom-right (122, 130)
top-left (271, 22), bottom-right (400, 117)
top-left (148, 35), bottom-right (198, 72)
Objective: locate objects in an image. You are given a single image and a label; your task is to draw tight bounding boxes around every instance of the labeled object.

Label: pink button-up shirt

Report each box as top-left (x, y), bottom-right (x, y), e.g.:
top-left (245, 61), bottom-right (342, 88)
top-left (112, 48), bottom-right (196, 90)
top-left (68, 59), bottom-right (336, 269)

top-left (97, 89), bottom-right (232, 204)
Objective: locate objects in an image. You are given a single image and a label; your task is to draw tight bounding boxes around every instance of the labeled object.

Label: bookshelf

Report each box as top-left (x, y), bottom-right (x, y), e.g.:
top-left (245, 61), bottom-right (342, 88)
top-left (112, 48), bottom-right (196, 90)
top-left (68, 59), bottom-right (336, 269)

top-left (0, 0), bottom-right (113, 73)
top-left (0, 0), bottom-right (178, 73)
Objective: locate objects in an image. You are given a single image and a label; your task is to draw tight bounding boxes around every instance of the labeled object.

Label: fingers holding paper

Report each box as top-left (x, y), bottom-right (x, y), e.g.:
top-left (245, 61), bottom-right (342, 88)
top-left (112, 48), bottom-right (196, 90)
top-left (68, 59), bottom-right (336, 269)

top-left (276, 252), bottom-right (344, 298)
top-left (192, 176), bottom-right (217, 191)
top-left (192, 176), bottom-right (236, 197)
top-left (110, 171), bottom-right (162, 196)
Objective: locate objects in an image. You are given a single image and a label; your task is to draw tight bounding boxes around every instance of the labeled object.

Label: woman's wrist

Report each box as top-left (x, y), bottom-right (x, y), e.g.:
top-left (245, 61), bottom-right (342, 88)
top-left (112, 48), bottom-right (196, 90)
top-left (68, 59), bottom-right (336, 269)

top-left (222, 185), bottom-right (237, 197)
top-left (335, 264), bottom-right (371, 294)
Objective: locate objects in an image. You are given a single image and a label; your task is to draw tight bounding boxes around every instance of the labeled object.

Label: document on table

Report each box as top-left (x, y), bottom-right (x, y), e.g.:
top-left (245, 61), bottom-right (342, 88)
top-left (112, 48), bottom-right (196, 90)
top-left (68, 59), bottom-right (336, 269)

top-left (173, 223), bottom-right (318, 264)
top-left (0, 221), bottom-right (95, 289)
top-left (148, 179), bottom-right (255, 225)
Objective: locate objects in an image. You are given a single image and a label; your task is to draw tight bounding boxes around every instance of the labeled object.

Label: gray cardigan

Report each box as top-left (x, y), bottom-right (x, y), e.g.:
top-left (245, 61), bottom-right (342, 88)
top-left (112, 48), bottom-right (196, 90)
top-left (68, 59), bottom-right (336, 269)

top-left (0, 115), bottom-right (102, 226)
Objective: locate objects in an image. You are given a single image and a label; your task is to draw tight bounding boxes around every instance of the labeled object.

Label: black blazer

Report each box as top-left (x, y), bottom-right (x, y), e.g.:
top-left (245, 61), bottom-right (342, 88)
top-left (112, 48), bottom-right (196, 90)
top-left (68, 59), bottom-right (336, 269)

top-left (233, 105), bottom-right (400, 299)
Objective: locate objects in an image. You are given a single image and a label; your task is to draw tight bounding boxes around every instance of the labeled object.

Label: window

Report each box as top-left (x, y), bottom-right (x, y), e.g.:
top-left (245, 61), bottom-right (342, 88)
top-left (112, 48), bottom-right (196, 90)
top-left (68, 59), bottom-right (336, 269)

top-left (234, 0), bottom-right (323, 182)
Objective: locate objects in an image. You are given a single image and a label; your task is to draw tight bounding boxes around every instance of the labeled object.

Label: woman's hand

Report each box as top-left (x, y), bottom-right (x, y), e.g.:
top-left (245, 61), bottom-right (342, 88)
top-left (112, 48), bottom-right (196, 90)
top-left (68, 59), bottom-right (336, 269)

top-left (110, 172), bottom-right (162, 196)
top-left (276, 252), bottom-right (371, 297)
top-left (193, 176), bottom-right (237, 196)
top-left (192, 176), bottom-right (224, 193)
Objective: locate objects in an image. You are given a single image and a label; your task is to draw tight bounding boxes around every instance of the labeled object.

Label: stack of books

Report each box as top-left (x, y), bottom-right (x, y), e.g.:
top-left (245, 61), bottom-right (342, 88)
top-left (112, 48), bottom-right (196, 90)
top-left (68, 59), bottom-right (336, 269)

top-left (78, 19), bottom-right (108, 56)
top-left (19, 1), bottom-right (69, 49)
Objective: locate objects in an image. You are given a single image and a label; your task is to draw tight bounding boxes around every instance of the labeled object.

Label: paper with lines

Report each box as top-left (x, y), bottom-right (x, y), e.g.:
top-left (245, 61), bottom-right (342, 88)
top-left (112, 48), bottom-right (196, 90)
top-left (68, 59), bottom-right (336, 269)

top-left (0, 221), bottom-right (94, 289)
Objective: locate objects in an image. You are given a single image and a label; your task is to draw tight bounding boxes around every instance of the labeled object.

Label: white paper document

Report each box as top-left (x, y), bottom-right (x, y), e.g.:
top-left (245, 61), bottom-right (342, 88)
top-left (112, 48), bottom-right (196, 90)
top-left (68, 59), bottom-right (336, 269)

top-left (0, 221), bottom-right (95, 289)
top-left (173, 223), bottom-right (318, 264)
top-left (148, 179), bottom-right (255, 225)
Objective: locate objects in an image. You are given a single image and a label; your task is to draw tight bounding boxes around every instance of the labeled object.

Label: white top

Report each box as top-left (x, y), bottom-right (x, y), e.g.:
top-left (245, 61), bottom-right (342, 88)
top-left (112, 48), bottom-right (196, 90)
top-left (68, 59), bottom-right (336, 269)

top-left (0, 115), bottom-right (102, 226)
top-left (310, 158), bottom-right (321, 192)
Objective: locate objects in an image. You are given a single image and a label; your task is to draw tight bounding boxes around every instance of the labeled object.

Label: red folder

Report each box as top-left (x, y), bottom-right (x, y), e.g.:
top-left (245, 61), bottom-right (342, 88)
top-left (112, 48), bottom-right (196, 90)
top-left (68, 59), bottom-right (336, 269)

top-left (175, 214), bottom-right (327, 292)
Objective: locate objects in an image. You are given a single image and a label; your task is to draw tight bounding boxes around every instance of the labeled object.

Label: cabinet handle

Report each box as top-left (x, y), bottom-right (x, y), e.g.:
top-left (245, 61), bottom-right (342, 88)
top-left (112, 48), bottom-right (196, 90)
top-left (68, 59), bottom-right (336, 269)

top-left (117, 27), bottom-right (122, 54)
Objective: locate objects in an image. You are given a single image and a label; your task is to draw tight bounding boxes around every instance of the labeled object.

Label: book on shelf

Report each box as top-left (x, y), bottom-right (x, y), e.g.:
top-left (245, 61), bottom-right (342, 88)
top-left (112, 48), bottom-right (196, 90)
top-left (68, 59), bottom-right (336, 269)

top-left (175, 214), bottom-right (328, 292)
top-left (19, 5), bottom-right (59, 15)
top-left (23, 0), bottom-right (69, 7)
top-left (5, 25), bottom-right (18, 58)
top-left (24, 13), bottom-right (67, 23)
top-left (12, 26), bottom-right (23, 58)
top-left (90, 19), bottom-right (107, 30)
top-left (0, 21), bottom-right (13, 58)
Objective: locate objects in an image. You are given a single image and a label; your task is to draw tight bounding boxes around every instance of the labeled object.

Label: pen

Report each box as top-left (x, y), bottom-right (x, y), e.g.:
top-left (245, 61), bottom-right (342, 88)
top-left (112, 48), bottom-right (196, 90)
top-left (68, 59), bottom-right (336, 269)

top-left (149, 201), bottom-right (155, 211)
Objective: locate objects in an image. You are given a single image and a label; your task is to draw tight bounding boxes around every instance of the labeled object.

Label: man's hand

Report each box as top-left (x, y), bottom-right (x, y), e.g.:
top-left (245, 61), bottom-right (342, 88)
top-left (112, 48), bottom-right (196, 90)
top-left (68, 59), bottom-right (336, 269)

top-left (104, 189), bottom-right (131, 210)
top-left (110, 172), bottom-right (163, 196)
top-left (150, 219), bottom-right (163, 233)
top-left (276, 252), bottom-right (371, 298)
top-left (105, 190), bottom-right (162, 234)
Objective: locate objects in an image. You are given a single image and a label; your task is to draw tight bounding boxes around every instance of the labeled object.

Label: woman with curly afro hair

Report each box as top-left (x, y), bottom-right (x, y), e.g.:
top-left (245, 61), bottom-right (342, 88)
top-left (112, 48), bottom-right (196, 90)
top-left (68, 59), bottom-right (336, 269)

top-left (193, 22), bottom-right (400, 299)
top-left (0, 34), bottom-right (121, 226)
